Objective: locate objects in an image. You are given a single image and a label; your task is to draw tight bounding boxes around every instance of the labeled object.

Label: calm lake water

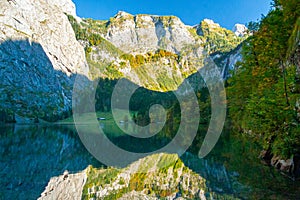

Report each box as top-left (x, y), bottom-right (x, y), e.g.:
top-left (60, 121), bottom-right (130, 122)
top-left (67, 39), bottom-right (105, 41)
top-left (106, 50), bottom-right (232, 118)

top-left (0, 123), bottom-right (299, 199)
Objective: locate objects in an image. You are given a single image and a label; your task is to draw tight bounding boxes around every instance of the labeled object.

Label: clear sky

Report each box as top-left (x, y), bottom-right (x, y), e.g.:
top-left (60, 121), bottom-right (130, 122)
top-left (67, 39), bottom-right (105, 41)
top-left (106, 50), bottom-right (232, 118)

top-left (72, 0), bottom-right (271, 29)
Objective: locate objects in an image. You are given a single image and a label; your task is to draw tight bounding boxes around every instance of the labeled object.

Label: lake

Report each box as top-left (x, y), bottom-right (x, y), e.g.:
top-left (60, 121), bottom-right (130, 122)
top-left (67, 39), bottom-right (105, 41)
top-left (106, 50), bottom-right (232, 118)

top-left (0, 123), bottom-right (299, 199)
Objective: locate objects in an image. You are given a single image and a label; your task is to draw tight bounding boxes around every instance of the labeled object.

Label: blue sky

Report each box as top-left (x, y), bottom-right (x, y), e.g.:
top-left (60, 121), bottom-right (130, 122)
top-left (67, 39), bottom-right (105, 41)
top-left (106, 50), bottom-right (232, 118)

top-left (72, 0), bottom-right (271, 29)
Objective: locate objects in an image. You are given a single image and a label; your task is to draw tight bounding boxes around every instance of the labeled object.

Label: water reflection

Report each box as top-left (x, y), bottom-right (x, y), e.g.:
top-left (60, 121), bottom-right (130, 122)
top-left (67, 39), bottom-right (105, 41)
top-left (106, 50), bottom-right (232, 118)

top-left (0, 124), bottom-right (101, 200)
top-left (0, 124), bottom-right (299, 199)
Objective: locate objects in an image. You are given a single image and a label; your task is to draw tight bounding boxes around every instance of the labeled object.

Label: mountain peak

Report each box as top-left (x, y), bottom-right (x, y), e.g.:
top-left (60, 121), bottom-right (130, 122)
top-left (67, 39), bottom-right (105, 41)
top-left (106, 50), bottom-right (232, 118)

top-left (202, 19), bottom-right (220, 28)
top-left (233, 23), bottom-right (248, 37)
top-left (115, 11), bottom-right (133, 19)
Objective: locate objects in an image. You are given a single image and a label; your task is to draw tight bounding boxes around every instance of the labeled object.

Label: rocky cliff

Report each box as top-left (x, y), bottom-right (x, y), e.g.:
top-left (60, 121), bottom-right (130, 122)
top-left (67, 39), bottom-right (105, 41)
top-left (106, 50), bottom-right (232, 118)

top-left (69, 11), bottom-right (246, 92)
top-left (0, 0), bottom-right (88, 122)
top-left (104, 11), bottom-right (198, 54)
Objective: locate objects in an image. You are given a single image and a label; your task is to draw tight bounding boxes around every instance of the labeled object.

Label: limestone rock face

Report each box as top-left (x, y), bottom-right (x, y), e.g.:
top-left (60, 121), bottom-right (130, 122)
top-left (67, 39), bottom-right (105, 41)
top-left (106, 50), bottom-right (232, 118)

top-left (219, 45), bottom-right (243, 79)
top-left (78, 12), bottom-right (207, 91)
top-left (233, 24), bottom-right (248, 37)
top-left (0, 0), bottom-right (89, 120)
top-left (38, 170), bottom-right (87, 200)
top-left (72, 12), bottom-right (245, 92)
top-left (104, 11), bottom-right (198, 54)
top-left (46, 0), bottom-right (77, 17)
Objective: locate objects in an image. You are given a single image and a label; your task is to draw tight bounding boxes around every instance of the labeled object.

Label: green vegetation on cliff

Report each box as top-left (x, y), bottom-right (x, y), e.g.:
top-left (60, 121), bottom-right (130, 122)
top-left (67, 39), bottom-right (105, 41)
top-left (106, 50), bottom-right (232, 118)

top-left (197, 20), bottom-right (247, 54)
top-left (67, 14), bottom-right (244, 92)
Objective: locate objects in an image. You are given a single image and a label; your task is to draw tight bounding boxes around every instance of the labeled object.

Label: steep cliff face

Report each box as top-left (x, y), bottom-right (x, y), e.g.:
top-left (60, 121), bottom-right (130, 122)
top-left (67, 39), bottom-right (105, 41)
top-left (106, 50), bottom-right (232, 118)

top-left (0, 0), bottom-right (89, 121)
top-left (104, 11), bottom-right (198, 54)
top-left (46, 0), bottom-right (77, 17)
top-left (69, 12), bottom-right (205, 91)
top-left (215, 44), bottom-right (243, 79)
top-left (70, 12), bottom-right (245, 92)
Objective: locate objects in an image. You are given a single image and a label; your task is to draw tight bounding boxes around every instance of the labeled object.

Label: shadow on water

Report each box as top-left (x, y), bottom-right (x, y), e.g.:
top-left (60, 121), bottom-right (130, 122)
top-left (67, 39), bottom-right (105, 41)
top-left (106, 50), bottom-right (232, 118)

top-left (0, 124), bottom-right (102, 200)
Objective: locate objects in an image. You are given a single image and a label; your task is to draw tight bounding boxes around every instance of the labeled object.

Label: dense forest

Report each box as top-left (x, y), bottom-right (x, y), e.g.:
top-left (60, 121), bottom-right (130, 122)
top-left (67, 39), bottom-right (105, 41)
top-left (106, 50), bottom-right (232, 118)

top-left (227, 0), bottom-right (300, 160)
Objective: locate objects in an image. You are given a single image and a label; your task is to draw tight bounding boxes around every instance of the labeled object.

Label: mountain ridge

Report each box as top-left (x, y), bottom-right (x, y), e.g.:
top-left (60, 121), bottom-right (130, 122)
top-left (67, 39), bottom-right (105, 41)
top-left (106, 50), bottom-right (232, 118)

top-left (69, 10), bottom-right (247, 91)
